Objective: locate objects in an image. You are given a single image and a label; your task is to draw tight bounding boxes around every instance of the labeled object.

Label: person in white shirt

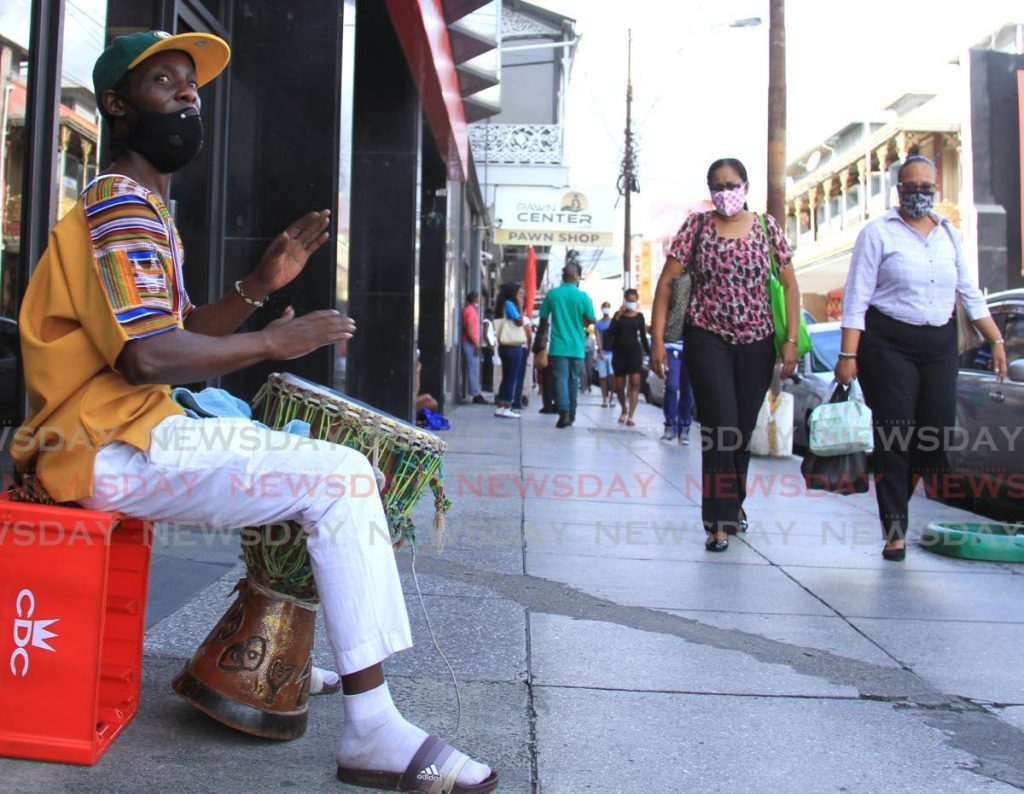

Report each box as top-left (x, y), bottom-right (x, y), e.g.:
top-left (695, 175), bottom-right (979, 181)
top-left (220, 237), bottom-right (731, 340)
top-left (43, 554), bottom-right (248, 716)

top-left (836, 156), bottom-right (1007, 561)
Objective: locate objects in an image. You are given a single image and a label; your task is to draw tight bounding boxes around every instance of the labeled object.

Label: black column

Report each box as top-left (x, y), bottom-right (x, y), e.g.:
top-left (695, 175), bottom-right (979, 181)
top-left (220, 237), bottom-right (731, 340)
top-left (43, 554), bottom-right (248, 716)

top-left (220, 0), bottom-right (344, 401)
top-left (969, 49), bottom-right (1024, 293)
top-left (347, 0), bottom-right (421, 421)
top-left (418, 136), bottom-right (447, 413)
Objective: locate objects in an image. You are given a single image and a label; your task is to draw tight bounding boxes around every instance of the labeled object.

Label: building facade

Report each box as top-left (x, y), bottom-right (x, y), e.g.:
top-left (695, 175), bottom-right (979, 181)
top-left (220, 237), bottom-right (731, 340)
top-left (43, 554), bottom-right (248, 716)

top-left (469, 0), bottom-right (579, 306)
top-left (786, 25), bottom-right (1024, 321)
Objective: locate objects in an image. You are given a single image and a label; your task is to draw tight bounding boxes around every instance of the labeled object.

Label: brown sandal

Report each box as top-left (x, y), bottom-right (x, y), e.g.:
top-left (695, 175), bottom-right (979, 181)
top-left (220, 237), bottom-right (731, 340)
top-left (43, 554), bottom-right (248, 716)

top-left (337, 735), bottom-right (498, 793)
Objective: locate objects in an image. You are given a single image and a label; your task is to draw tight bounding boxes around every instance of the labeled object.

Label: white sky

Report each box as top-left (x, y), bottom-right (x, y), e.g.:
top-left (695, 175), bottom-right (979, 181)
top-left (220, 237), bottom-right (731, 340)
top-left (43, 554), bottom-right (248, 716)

top-left (542, 0), bottom-right (1022, 253)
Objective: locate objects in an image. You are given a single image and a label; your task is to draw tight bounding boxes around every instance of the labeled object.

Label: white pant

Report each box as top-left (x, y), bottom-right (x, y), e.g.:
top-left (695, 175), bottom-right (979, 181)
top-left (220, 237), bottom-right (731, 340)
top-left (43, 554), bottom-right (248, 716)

top-left (80, 415), bottom-right (413, 674)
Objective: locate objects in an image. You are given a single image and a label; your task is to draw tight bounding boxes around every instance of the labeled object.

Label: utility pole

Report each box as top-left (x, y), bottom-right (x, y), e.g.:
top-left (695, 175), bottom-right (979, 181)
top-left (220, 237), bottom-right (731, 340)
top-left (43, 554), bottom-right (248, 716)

top-left (620, 29), bottom-right (636, 289)
top-left (766, 0), bottom-right (786, 221)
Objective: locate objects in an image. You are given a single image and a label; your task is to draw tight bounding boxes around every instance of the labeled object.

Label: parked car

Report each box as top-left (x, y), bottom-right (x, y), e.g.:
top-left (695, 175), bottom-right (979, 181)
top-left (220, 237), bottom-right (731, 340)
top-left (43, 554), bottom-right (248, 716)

top-left (947, 288), bottom-right (1024, 511)
top-left (0, 317), bottom-right (18, 423)
top-left (783, 291), bottom-right (1024, 511)
top-left (781, 321), bottom-right (842, 450)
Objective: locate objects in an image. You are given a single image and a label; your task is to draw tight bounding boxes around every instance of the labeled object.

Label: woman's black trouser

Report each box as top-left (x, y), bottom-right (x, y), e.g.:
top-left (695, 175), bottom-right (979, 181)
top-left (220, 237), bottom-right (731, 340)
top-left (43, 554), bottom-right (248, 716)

top-left (684, 327), bottom-right (776, 534)
top-left (858, 307), bottom-right (958, 542)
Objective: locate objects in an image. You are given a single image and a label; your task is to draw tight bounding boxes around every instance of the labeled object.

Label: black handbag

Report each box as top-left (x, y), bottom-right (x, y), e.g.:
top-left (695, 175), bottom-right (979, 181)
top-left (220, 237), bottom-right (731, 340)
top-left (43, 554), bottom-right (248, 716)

top-left (801, 449), bottom-right (871, 495)
top-left (664, 213), bottom-right (705, 343)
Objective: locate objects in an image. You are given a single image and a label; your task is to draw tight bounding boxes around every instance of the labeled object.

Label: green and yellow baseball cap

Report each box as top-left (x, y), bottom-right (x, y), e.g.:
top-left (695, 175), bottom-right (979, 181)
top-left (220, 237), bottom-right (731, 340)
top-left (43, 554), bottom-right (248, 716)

top-left (93, 30), bottom-right (231, 98)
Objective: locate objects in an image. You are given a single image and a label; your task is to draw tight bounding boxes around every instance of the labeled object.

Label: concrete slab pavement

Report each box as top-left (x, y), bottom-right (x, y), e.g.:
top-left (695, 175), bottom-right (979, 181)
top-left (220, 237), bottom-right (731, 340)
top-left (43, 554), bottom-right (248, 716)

top-left (2, 387), bottom-right (1022, 792)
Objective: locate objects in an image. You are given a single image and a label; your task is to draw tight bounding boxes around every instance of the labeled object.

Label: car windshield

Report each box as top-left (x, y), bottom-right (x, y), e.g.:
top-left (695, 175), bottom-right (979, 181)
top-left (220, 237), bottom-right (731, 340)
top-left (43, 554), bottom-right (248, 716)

top-left (810, 328), bottom-right (841, 372)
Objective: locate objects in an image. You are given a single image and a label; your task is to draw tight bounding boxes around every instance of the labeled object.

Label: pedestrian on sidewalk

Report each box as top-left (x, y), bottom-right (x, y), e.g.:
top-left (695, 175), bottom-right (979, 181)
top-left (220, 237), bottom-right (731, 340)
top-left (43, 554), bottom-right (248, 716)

top-left (461, 291), bottom-right (487, 404)
top-left (533, 324), bottom-right (559, 414)
top-left (608, 289), bottom-right (649, 427)
top-left (13, 30), bottom-right (496, 791)
top-left (481, 308), bottom-right (497, 392)
top-left (510, 310), bottom-right (533, 413)
top-left (537, 263), bottom-right (597, 428)
top-left (582, 328), bottom-right (597, 394)
top-left (594, 302), bottom-right (615, 407)
top-left (661, 340), bottom-right (694, 445)
top-left (494, 282), bottom-right (528, 419)
top-left (651, 158), bottom-right (800, 553)
top-left (836, 155), bottom-right (1007, 562)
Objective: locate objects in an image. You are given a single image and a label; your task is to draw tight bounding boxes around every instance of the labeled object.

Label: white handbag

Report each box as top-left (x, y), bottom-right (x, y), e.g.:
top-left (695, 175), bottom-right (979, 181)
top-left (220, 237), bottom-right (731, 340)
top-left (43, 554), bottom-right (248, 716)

top-left (751, 389), bottom-right (794, 457)
top-left (808, 380), bottom-right (874, 456)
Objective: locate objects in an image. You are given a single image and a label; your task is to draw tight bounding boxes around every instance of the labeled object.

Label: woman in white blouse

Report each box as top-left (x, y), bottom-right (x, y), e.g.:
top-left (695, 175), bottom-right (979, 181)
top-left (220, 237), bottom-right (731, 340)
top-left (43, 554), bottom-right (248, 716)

top-left (836, 156), bottom-right (1007, 561)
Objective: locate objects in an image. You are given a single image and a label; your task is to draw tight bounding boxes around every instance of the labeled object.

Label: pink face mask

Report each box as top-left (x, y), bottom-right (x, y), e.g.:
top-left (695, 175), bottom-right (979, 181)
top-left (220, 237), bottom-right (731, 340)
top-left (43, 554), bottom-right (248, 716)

top-left (710, 185), bottom-right (747, 217)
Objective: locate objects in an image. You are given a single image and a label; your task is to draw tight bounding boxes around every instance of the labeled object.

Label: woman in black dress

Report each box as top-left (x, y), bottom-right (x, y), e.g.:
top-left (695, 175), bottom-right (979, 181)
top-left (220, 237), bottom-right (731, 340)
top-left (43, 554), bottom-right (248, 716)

top-left (609, 288), bottom-right (650, 426)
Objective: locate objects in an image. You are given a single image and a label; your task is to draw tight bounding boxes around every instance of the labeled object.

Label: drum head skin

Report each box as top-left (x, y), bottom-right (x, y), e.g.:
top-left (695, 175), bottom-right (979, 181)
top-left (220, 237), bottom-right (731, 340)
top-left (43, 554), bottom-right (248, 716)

top-left (271, 373), bottom-right (445, 452)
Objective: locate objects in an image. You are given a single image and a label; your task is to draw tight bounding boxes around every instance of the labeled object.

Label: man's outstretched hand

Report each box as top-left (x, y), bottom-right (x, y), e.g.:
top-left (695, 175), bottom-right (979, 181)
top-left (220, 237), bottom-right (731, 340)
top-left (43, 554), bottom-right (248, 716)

top-left (263, 306), bottom-right (356, 360)
top-left (250, 210), bottom-right (331, 294)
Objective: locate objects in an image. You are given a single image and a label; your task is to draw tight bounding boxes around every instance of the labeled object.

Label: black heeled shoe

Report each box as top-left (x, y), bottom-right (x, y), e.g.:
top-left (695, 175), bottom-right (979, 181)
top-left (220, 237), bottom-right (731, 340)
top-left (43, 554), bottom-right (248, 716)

top-left (705, 533), bottom-right (729, 552)
top-left (882, 544), bottom-right (906, 562)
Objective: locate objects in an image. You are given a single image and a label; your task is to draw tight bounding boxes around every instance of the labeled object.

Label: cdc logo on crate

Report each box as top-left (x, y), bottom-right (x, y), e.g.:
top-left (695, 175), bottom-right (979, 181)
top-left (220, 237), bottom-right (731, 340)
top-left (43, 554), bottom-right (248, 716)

top-left (0, 497), bottom-right (152, 765)
top-left (9, 588), bottom-right (60, 677)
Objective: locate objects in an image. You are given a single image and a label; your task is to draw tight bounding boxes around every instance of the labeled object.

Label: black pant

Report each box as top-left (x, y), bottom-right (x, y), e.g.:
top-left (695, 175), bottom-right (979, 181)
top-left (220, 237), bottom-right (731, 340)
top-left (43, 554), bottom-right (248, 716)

top-left (541, 365), bottom-right (557, 411)
top-left (684, 327), bottom-right (776, 534)
top-left (481, 347), bottom-right (494, 392)
top-left (858, 307), bottom-right (958, 542)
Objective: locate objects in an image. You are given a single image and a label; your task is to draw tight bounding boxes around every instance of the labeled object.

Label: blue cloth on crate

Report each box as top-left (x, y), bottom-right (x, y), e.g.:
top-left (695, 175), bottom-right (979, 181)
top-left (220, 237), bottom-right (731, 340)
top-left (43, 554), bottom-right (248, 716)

top-left (170, 386), bottom-right (311, 437)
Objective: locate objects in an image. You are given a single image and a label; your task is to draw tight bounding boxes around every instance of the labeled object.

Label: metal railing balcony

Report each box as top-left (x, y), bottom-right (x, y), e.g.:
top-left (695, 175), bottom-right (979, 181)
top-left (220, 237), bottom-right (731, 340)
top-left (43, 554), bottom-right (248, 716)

top-left (469, 123), bottom-right (564, 165)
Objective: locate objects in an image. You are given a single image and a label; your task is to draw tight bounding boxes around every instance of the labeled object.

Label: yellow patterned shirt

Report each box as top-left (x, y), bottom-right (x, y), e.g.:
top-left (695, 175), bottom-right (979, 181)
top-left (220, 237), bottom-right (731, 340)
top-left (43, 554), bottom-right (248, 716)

top-left (13, 175), bottom-right (192, 502)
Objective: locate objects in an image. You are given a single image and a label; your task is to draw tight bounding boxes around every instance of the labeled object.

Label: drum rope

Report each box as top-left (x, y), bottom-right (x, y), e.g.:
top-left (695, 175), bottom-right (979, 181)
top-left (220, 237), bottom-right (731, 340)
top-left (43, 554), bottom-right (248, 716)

top-left (247, 575), bottom-right (319, 612)
top-left (410, 545), bottom-right (462, 737)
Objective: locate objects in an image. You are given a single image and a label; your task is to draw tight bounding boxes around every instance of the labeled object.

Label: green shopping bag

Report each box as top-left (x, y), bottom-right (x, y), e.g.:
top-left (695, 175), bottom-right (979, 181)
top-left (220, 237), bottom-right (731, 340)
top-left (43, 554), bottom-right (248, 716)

top-left (759, 214), bottom-right (811, 357)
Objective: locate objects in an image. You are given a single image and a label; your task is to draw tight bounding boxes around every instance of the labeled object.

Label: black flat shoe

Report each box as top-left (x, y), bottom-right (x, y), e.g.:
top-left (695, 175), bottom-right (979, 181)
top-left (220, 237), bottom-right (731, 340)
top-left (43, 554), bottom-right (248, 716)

top-left (705, 535), bottom-right (729, 552)
top-left (882, 545), bottom-right (906, 561)
top-left (723, 519), bottom-right (747, 536)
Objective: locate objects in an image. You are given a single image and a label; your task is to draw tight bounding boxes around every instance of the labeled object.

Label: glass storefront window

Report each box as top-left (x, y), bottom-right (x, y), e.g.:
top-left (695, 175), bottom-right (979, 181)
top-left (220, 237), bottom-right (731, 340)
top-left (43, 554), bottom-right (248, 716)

top-left (0, 0), bottom-right (106, 427)
top-left (0, 3), bottom-right (32, 322)
top-left (0, 2), bottom-right (33, 425)
top-left (58, 0), bottom-right (106, 220)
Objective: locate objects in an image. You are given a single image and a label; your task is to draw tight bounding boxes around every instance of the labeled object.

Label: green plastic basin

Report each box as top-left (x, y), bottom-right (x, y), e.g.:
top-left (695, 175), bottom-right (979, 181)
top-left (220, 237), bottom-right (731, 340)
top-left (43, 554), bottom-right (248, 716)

top-left (920, 521), bottom-right (1024, 563)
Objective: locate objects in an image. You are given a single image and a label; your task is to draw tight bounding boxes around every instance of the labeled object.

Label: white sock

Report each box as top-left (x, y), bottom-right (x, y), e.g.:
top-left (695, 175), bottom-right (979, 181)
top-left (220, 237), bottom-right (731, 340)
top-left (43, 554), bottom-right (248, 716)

top-left (310, 666), bottom-right (340, 694)
top-left (336, 682), bottom-right (490, 786)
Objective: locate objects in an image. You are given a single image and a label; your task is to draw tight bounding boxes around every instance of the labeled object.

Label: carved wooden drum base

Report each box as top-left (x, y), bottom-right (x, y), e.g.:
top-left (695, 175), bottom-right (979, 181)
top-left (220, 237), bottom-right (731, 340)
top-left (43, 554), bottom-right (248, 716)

top-left (171, 576), bottom-right (317, 740)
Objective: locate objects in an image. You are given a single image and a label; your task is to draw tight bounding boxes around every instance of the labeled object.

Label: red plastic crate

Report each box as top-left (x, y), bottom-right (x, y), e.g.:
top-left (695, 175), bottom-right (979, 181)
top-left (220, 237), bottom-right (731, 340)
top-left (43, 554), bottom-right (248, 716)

top-left (0, 494), bottom-right (152, 765)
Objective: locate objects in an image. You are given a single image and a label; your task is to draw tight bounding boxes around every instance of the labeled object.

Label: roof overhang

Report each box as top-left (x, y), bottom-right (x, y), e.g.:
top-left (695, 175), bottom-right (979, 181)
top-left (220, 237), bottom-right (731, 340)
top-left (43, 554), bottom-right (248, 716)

top-left (385, 0), bottom-right (469, 181)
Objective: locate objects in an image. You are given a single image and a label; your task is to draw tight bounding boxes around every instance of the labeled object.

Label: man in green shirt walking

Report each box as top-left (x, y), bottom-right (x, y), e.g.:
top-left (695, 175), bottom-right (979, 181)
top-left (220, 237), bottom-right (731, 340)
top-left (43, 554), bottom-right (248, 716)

top-left (537, 263), bottom-right (596, 428)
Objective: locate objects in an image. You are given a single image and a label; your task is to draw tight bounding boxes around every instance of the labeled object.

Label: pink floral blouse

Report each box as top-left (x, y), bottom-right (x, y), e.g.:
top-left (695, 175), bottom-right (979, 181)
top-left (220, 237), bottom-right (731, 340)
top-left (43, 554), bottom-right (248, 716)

top-left (668, 211), bottom-right (793, 345)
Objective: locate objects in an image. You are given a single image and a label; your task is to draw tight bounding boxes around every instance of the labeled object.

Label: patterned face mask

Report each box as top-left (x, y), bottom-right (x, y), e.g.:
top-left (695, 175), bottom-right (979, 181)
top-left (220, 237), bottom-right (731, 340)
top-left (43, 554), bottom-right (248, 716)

top-left (710, 185), bottom-right (747, 217)
top-left (899, 190), bottom-right (934, 219)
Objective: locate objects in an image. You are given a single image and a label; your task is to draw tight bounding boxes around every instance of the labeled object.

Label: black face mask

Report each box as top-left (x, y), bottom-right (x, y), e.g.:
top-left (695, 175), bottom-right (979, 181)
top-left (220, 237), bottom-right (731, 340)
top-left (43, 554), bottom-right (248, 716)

top-left (120, 105), bottom-right (203, 173)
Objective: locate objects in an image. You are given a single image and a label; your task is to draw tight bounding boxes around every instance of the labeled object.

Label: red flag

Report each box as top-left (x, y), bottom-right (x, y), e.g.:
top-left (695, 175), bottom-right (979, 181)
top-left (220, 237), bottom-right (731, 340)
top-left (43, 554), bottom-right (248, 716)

top-left (524, 246), bottom-right (537, 317)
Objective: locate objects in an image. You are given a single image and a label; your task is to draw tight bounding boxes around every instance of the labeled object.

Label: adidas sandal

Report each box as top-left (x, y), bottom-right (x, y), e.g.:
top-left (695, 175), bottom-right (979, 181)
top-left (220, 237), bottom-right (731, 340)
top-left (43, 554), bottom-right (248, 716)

top-left (337, 734), bottom-right (498, 793)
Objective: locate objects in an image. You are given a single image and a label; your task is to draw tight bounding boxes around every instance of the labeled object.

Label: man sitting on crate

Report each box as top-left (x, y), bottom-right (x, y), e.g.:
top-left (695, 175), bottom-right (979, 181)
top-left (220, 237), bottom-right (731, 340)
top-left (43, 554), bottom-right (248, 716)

top-left (12, 31), bottom-right (496, 794)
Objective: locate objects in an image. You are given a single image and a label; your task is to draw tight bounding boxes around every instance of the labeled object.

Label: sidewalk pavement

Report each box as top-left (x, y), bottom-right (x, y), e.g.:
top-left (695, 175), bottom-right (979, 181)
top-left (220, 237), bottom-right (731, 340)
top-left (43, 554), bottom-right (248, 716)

top-left (3, 388), bottom-right (1023, 792)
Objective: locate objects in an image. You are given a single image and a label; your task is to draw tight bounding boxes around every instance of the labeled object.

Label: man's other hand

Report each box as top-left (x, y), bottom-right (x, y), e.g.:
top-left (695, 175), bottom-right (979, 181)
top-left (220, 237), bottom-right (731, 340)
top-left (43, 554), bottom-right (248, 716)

top-left (264, 307), bottom-right (355, 360)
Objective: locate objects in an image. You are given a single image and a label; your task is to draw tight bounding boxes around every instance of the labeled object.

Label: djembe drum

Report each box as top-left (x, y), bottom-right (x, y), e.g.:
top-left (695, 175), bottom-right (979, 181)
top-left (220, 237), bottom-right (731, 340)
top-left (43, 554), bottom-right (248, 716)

top-left (172, 374), bottom-right (450, 740)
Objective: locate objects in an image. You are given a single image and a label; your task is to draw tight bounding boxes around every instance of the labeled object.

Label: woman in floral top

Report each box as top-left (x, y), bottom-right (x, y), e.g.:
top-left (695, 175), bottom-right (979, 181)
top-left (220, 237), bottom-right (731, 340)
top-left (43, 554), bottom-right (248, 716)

top-left (650, 158), bottom-right (802, 552)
